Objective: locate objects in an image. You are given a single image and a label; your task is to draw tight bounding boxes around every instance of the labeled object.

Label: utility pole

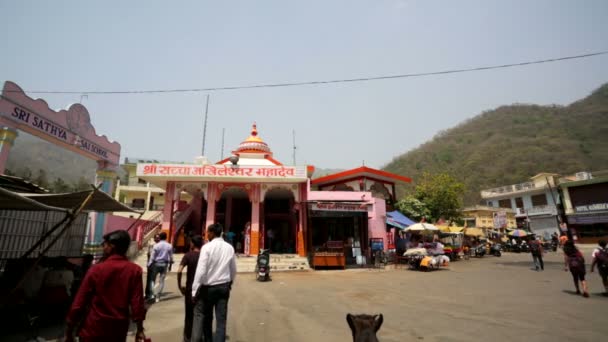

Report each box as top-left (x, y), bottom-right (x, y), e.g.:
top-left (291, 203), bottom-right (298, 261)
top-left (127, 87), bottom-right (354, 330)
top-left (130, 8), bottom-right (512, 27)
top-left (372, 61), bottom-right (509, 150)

top-left (220, 128), bottom-right (225, 160)
top-left (545, 176), bottom-right (570, 240)
top-left (201, 95), bottom-right (210, 156)
top-left (292, 130), bottom-right (297, 165)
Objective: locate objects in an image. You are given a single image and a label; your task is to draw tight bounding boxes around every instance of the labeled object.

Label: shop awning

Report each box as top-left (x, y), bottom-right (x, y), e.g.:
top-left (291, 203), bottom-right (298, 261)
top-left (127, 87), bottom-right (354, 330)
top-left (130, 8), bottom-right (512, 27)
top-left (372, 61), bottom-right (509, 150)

top-left (438, 225), bottom-right (464, 233)
top-left (24, 189), bottom-right (139, 212)
top-left (387, 211), bottom-right (416, 227)
top-left (464, 227), bottom-right (485, 237)
top-left (386, 218), bottom-right (407, 229)
top-left (0, 186), bottom-right (67, 211)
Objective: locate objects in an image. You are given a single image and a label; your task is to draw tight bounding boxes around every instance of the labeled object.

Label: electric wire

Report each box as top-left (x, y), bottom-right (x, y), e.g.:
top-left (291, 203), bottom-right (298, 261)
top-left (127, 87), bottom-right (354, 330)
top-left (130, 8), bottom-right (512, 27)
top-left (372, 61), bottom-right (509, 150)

top-left (6, 51), bottom-right (607, 95)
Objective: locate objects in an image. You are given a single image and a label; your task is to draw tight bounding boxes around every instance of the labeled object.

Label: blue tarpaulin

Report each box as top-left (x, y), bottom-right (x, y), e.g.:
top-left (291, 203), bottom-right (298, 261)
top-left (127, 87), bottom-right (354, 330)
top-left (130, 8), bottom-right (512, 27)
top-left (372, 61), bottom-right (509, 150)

top-left (386, 211), bottom-right (416, 229)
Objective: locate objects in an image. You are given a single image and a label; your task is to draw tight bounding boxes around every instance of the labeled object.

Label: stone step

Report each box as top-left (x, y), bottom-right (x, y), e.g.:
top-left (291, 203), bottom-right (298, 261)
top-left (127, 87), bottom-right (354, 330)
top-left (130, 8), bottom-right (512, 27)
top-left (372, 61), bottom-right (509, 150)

top-left (135, 253), bottom-right (310, 273)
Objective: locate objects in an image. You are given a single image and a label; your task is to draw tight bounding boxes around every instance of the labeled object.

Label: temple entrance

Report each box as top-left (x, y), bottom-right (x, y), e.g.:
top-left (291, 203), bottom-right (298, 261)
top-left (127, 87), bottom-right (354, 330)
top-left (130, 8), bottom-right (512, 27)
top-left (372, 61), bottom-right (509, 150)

top-left (263, 188), bottom-right (296, 253)
top-left (216, 187), bottom-right (251, 253)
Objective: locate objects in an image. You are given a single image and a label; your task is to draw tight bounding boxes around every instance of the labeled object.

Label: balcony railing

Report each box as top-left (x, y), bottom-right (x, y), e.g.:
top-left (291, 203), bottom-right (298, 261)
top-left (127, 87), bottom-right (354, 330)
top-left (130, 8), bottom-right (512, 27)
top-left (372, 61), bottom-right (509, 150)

top-left (525, 205), bottom-right (557, 216)
top-left (481, 181), bottom-right (536, 198)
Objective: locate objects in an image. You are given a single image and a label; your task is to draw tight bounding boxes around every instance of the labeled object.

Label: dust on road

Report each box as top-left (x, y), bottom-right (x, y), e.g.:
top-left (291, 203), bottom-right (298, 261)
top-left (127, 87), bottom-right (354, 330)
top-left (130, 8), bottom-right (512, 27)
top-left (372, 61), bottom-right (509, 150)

top-left (143, 251), bottom-right (607, 342)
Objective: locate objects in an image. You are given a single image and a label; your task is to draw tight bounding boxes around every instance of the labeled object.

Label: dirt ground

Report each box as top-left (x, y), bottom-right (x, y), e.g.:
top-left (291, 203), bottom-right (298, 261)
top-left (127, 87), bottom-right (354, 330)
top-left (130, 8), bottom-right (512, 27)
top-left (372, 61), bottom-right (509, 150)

top-left (144, 250), bottom-right (607, 342)
top-left (6, 250), bottom-right (608, 342)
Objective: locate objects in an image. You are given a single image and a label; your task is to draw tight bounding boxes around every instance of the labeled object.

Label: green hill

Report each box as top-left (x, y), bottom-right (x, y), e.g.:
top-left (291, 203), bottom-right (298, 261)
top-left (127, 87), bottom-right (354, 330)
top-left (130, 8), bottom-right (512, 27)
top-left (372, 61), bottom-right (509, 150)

top-left (383, 83), bottom-right (608, 205)
top-left (4, 132), bottom-right (120, 192)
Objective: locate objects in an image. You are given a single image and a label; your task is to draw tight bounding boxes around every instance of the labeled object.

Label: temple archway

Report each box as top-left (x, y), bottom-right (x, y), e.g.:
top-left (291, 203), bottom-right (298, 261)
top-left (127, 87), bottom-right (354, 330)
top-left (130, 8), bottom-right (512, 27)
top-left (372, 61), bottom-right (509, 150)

top-left (217, 186), bottom-right (251, 253)
top-left (262, 187), bottom-right (297, 253)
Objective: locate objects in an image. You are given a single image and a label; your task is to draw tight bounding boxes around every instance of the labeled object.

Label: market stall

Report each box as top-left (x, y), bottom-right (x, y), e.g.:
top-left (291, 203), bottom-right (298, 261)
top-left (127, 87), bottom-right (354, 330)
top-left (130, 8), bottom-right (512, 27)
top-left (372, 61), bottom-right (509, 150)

top-left (312, 240), bottom-right (346, 269)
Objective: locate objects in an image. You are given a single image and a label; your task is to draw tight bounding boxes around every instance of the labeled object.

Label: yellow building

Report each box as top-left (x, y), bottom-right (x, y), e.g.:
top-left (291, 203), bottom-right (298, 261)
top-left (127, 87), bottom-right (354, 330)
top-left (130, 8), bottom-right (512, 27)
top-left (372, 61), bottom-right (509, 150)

top-left (462, 205), bottom-right (516, 231)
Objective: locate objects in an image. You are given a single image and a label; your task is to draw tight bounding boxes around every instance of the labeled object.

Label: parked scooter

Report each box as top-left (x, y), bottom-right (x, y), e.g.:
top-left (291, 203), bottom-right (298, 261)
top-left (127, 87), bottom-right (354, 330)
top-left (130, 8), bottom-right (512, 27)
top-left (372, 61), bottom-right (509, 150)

top-left (256, 249), bottom-right (271, 281)
top-left (490, 243), bottom-right (502, 257)
top-left (520, 242), bottom-right (530, 253)
top-left (474, 245), bottom-right (486, 257)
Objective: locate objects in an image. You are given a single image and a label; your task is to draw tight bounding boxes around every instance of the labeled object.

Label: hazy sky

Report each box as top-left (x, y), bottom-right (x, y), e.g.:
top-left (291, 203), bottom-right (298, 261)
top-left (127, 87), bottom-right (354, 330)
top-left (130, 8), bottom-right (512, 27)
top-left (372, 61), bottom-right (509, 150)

top-left (1, 1), bottom-right (607, 169)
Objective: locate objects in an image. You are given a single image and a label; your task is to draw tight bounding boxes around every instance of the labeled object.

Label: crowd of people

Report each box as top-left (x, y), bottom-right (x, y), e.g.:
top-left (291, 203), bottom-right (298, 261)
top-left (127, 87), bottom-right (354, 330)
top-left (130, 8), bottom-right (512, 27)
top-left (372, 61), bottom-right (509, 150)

top-left (63, 223), bottom-right (237, 342)
top-left (55, 225), bottom-right (607, 341)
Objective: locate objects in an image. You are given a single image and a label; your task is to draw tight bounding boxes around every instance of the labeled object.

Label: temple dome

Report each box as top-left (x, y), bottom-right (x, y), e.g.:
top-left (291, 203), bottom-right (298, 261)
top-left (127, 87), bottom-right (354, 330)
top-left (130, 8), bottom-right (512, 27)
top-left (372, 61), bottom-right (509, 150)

top-left (234, 123), bottom-right (272, 154)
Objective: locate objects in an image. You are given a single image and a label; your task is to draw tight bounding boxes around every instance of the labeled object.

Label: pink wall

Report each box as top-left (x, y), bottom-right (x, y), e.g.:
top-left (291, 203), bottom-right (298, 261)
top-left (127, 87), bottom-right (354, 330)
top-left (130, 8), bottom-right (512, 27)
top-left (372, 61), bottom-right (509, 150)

top-left (368, 197), bottom-right (388, 251)
top-left (307, 190), bottom-right (374, 202)
top-left (105, 214), bottom-right (150, 241)
top-left (308, 190), bottom-right (389, 251)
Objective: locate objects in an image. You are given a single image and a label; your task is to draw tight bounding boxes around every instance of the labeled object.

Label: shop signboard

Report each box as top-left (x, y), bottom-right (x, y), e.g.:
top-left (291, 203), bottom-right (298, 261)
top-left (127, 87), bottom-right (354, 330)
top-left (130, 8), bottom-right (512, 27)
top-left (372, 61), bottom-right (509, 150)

top-left (493, 211), bottom-right (507, 229)
top-left (574, 202), bottom-right (608, 213)
top-left (310, 202), bottom-right (369, 212)
top-left (0, 81), bottom-right (121, 166)
top-left (137, 163), bottom-right (308, 180)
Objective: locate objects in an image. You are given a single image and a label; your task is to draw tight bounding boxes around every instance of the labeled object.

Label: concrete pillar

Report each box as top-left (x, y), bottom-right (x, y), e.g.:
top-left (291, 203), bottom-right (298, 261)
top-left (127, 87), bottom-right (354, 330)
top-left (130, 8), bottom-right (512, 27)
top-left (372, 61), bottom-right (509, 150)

top-left (297, 184), bottom-right (307, 257)
top-left (162, 182), bottom-right (176, 233)
top-left (145, 182), bottom-right (152, 210)
top-left (114, 179), bottom-right (121, 200)
top-left (0, 127), bottom-right (18, 174)
top-left (90, 165), bottom-right (117, 244)
top-left (250, 184), bottom-right (260, 255)
top-left (205, 183), bottom-right (217, 240)
top-left (562, 188), bottom-right (573, 214)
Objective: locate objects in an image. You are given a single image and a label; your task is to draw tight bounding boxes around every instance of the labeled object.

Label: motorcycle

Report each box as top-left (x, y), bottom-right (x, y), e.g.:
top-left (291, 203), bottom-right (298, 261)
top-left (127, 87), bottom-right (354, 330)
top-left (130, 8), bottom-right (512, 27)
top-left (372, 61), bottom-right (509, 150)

top-left (256, 249), bottom-right (270, 281)
top-left (474, 245), bottom-right (486, 258)
top-left (490, 243), bottom-right (502, 257)
top-left (551, 240), bottom-right (558, 252)
top-left (520, 243), bottom-right (530, 253)
top-left (511, 243), bottom-right (521, 253)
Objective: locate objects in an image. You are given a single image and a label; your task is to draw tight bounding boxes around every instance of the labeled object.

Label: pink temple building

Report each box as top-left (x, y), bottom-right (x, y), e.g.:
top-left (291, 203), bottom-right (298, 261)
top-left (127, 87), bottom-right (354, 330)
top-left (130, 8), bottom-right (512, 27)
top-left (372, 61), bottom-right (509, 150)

top-left (135, 124), bottom-right (411, 262)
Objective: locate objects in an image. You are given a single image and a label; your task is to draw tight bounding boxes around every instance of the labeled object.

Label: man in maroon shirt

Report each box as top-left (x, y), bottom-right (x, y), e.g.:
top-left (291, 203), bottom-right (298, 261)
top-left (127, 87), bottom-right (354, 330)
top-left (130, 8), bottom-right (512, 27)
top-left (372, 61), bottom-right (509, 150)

top-left (65, 230), bottom-right (146, 342)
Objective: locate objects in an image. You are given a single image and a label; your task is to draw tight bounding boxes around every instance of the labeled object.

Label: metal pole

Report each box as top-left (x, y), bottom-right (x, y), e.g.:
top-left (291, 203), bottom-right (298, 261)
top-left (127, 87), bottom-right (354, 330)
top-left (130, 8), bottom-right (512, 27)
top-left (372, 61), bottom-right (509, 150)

top-left (221, 128), bottom-right (225, 160)
top-left (545, 176), bottom-right (570, 240)
top-left (292, 129), bottom-right (296, 165)
top-left (201, 95), bottom-right (210, 156)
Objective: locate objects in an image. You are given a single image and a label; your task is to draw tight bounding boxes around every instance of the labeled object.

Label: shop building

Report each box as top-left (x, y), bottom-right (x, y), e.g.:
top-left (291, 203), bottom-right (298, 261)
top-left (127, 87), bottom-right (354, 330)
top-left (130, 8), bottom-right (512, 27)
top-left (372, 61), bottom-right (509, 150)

top-left (560, 171), bottom-right (608, 243)
top-left (480, 173), bottom-right (561, 237)
top-left (461, 205), bottom-right (516, 232)
top-left (310, 167), bottom-right (411, 263)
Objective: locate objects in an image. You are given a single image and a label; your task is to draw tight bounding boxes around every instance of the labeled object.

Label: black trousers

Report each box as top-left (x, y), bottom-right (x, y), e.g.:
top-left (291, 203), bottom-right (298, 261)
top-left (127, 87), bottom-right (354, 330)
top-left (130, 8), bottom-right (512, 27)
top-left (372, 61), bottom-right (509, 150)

top-left (532, 254), bottom-right (544, 270)
top-left (191, 283), bottom-right (231, 342)
top-left (184, 294), bottom-right (194, 342)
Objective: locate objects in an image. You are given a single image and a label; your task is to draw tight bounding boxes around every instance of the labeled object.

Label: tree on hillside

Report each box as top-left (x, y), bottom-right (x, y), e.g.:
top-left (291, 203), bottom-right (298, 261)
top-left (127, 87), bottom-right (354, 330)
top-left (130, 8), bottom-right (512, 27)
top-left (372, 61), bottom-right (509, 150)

top-left (34, 169), bottom-right (49, 189)
top-left (72, 176), bottom-right (91, 191)
top-left (414, 172), bottom-right (465, 222)
top-left (51, 177), bottom-right (71, 193)
top-left (17, 167), bottom-right (33, 181)
top-left (395, 196), bottom-right (430, 222)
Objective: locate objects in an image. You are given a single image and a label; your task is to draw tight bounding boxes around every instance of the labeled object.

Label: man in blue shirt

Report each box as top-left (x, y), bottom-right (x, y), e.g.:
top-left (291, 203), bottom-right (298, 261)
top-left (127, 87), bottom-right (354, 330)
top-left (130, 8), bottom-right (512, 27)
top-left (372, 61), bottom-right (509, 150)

top-left (147, 231), bottom-right (174, 302)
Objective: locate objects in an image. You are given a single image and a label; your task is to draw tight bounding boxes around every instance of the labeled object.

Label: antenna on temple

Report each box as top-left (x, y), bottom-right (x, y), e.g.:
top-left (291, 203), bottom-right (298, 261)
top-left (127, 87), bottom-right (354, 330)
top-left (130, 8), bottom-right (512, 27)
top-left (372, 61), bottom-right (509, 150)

top-left (292, 129), bottom-right (297, 165)
top-left (220, 128), bottom-right (225, 159)
top-left (201, 95), bottom-right (210, 156)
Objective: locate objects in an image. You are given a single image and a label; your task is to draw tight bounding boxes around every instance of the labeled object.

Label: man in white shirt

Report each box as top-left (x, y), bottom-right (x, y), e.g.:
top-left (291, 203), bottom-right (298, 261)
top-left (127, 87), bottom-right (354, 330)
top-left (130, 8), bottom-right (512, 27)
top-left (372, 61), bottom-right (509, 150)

top-left (191, 223), bottom-right (236, 342)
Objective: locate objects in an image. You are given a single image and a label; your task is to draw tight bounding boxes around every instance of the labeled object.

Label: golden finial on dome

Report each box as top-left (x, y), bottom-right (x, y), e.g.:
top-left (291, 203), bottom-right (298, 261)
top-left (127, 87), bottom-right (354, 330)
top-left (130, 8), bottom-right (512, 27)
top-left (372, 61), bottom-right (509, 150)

top-left (235, 121), bottom-right (271, 154)
top-left (251, 122), bottom-right (258, 137)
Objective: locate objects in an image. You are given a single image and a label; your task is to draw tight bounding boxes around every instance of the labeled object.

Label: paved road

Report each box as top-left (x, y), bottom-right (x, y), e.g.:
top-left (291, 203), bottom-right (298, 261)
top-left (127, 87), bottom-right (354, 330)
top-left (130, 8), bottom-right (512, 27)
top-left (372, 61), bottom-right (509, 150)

top-left (141, 250), bottom-right (607, 342)
top-left (7, 249), bottom-right (607, 341)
